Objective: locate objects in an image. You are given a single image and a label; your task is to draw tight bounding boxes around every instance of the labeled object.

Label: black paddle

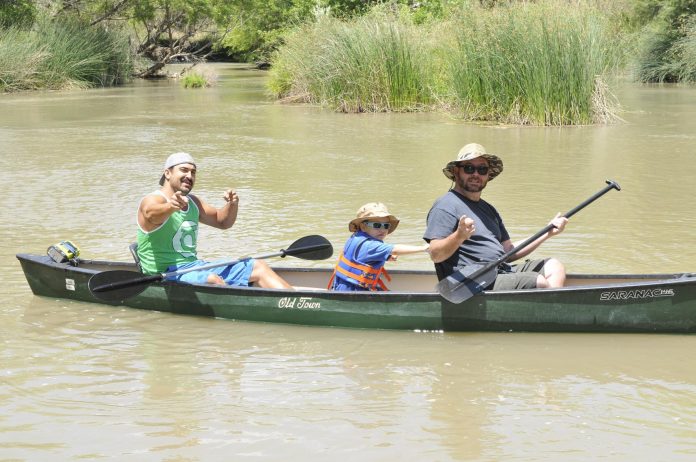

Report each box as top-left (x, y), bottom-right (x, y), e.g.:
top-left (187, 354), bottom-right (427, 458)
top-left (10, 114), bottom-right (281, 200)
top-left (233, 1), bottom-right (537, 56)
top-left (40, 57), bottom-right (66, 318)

top-left (437, 180), bottom-right (621, 304)
top-left (88, 234), bottom-right (333, 302)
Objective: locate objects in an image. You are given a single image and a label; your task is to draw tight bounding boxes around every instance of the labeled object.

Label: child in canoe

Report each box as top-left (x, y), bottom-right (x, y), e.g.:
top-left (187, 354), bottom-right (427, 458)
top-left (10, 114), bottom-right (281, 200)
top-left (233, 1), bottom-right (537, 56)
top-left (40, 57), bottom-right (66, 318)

top-left (328, 202), bottom-right (430, 291)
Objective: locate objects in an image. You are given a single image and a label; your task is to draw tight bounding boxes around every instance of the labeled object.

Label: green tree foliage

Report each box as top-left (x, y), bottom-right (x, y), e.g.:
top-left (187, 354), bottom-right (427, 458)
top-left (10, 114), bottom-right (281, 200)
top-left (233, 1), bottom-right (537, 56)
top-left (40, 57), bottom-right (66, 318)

top-left (41, 0), bottom-right (323, 68)
top-left (44, 0), bottom-right (248, 74)
top-left (217, 0), bottom-right (450, 61)
top-left (129, 0), bottom-right (238, 75)
top-left (320, 0), bottom-right (456, 21)
top-left (218, 0), bottom-right (317, 62)
top-left (5, 0), bottom-right (475, 68)
top-left (322, 0), bottom-right (382, 17)
top-left (633, 0), bottom-right (696, 32)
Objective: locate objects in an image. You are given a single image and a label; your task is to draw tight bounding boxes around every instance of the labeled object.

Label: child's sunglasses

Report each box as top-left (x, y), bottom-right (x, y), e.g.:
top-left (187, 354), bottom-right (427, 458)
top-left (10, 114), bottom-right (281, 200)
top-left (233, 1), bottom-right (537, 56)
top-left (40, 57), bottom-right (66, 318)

top-left (363, 221), bottom-right (391, 230)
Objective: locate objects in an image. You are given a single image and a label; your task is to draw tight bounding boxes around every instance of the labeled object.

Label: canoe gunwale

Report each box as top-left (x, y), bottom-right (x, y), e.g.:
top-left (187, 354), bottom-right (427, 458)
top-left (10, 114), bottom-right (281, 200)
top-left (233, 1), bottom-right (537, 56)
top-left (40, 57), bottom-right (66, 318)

top-left (15, 252), bottom-right (695, 297)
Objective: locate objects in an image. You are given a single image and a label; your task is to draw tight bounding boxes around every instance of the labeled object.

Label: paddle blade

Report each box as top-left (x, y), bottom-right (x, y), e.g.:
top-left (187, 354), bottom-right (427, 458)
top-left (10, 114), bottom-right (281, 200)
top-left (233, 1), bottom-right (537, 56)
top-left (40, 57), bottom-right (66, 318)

top-left (283, 235), bottom-right (333, 260)
top-left (88, 270), bottom-right (160, 302)
top-left (437, 264), bottom-right (498, 304)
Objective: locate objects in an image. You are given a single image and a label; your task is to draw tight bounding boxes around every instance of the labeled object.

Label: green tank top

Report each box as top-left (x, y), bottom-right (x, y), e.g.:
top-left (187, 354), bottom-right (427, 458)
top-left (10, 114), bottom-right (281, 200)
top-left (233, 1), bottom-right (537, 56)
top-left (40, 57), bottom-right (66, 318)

top-left (136, 192), bottom-right (200, 274)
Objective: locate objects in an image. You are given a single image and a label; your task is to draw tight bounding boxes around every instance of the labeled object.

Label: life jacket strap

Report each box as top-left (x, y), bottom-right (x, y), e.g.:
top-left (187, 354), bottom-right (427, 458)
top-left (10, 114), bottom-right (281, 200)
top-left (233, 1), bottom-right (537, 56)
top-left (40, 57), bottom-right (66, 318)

top-left (327, 252), bottom-right (391, 291)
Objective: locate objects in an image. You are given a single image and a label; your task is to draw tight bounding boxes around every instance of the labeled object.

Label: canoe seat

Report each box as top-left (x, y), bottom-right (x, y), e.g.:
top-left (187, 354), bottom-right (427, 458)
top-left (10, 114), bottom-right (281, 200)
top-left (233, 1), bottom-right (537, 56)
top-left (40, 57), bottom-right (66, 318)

top-left (129, 243), bottom-right (143, 272)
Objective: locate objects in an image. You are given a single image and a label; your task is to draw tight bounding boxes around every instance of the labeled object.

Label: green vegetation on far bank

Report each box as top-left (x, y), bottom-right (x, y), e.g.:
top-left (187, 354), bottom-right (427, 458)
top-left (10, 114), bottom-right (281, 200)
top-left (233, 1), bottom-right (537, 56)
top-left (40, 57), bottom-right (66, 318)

top-left (0, 18), bottom-right (132, 92)
top-left (269, 2), bottom-right (624, 125)
top-left (632, 0), bottom-right (696, 82)
top-left (445, 2), bottom-right (623, 125)
top-left (268, 15), bottom-right (434, 112)
top-left (2, 0), bottom-right (696, 126)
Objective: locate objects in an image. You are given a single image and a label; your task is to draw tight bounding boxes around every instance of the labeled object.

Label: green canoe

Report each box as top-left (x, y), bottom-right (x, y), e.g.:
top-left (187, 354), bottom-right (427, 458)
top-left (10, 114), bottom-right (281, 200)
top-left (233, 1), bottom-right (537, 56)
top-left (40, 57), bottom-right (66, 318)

top-left (16, 253), bottom-right (696, 333)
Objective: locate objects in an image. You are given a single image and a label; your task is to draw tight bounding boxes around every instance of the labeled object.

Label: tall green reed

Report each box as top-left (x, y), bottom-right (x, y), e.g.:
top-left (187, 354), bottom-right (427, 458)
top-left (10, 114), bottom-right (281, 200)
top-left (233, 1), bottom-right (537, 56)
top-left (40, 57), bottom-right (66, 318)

top-left (0, 18), bottom-right (133, 92)
top-left (0, 27), bottom-right (47, 91)
top-left (444, 1), bottom-right (620, 125)
top-left (269, 13), bottom-right (435, 112)
top-left (636, 16), bottom-right (696, 83)
top-left (270, 1), bottom-right (621, 125)
top-left (676, 18), bottom-right (696, 82)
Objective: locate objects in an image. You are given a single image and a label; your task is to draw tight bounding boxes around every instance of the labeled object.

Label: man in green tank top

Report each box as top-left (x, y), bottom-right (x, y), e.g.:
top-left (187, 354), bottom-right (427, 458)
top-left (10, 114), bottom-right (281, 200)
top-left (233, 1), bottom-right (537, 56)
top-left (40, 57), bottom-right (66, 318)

top-left (136, 152), bottom-right (291, 288)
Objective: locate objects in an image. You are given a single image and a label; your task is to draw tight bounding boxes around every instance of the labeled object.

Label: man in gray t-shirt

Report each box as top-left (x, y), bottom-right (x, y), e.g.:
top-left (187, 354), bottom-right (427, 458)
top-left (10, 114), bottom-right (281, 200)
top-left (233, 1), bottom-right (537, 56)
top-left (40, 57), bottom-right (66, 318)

top-left (424, 143), bottom-right (569, 290)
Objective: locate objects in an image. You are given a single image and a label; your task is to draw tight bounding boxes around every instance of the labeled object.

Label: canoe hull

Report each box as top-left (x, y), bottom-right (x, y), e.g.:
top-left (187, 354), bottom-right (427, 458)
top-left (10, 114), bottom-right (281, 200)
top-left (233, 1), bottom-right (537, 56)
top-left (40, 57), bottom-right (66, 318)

top-left (16, 253), bottom-right (696, 333)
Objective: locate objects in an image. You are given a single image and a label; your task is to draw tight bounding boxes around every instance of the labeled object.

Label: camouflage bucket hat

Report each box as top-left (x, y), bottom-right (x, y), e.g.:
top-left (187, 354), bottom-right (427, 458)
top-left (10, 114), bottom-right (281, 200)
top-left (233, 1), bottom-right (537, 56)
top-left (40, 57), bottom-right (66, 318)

top-left (442, 143), bottom-right (503, 181)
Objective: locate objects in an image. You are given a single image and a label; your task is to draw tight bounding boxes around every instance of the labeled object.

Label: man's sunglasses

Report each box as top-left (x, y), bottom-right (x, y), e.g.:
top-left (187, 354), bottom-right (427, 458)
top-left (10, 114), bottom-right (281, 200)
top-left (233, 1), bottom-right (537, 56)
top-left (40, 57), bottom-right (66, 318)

top-left (458, 164), bottom-right (489, 175)
top-left (363, 221), bottom-right (391, 230)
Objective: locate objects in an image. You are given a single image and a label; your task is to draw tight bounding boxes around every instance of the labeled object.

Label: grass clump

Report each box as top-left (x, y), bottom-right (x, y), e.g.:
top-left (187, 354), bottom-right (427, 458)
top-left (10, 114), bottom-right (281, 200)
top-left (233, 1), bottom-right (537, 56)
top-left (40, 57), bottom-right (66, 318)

top-left (635, 16), bottom-right (696, 83)
top-left (269, 1), bottom-right (621, 125)
top-left (631, 0), bottom-right (696, 83)
top-left (182, 73), bottom-right (207, 88)
top-left (268, 12), bottom-right (435, 112)
top-left (0, 17), bottom-right (133, 92)
top-left (180, 65), bottom-right (218, 88)
top-left (444, 1), bottom-right (621, 125)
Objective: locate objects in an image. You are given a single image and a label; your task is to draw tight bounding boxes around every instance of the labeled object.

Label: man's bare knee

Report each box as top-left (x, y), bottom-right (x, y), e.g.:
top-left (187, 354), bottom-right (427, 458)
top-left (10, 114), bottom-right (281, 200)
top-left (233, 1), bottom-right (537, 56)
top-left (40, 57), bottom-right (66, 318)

top-left (250, 259), bottom-right (291, 289)
top-left (543, 259), bottom-right (566, 288)
top-left (206, 274), bottom-right (226, 285)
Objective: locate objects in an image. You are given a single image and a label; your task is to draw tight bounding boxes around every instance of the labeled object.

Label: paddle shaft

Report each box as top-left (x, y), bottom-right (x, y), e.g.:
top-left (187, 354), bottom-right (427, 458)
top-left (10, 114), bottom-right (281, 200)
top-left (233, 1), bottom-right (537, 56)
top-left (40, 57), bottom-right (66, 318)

top-left (91, 241), bottom-right (330, 293)
top-left (92, 255), bottom-right (256, 293)
top-left (158, 243), bottom-right (324, 278)
top-left (164, 253), bottom-right (266, 276)
top-left (464, 180), bottom-right (621, 282)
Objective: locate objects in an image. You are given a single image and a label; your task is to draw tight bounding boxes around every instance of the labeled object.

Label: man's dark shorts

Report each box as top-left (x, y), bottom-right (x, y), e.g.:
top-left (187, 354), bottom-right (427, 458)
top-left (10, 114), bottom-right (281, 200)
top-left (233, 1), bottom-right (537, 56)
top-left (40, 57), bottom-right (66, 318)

top-left (491, 258), bottom-right (549, 290)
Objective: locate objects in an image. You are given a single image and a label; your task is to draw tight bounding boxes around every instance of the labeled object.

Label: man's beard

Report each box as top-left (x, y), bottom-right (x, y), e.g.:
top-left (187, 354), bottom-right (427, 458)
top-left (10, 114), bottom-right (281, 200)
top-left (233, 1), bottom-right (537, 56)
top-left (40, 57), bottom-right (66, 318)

top-left (456, 177), bottom-right (487, 193)
top-left (177, 179), bottom-right (193, 195)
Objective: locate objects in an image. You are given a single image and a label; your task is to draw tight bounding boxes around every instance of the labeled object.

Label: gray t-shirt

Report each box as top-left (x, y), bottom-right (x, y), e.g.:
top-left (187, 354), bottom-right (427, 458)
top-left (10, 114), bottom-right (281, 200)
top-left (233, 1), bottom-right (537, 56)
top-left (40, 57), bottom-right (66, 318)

top-left (424, 190), bottom-right (510, 280)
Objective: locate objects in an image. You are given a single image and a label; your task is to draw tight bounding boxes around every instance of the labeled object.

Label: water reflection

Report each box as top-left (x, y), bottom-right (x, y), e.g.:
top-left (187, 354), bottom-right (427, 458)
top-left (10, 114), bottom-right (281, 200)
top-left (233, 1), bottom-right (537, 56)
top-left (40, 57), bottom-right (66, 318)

top-left (6, 299), bottom-right (696, 460)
